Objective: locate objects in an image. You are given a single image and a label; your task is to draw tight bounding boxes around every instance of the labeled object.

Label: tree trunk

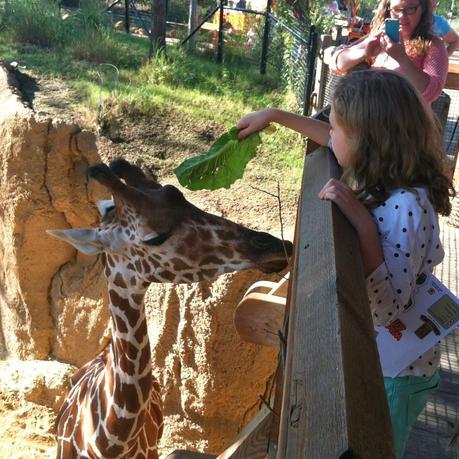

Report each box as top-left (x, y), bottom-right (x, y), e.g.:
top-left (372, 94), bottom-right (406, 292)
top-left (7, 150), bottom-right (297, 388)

top-left (187, 0), bottom-right (199, 49)
top-left (150, 0), bottom-right (167, 57)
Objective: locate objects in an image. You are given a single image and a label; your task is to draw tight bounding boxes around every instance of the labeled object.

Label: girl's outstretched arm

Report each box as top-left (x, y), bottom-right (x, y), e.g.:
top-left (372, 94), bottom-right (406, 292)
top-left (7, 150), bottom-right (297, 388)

top-left (319, 178), bottom-right (383, 276)
top-left (237, 108), bottom-right (330, 147)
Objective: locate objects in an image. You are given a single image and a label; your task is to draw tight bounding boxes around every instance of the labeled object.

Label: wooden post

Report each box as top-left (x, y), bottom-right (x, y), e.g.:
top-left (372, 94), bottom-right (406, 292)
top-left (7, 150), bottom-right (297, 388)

top-left (260, 0), bottom-right (272, 75)
top-left (276, 148), bottom-right (395, 458)
top-left (150, 0), bottom-right (167, 57)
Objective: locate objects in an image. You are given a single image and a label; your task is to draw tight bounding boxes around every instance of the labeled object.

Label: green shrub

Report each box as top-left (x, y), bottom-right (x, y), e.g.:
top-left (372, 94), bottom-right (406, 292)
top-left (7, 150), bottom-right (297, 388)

top-left (138, 47), bottom-right (190, 86)
top-left (69, 29), bottom-right (120, 63)
top-left (64, 0), bottom-right (110, 33)
top-left (5, 0), bottom-right (64, 48)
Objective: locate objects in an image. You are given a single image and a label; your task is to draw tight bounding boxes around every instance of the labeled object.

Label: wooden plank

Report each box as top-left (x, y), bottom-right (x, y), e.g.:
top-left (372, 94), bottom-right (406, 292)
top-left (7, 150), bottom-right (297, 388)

top-left (405, 428), bottom-right (456, 458)
top-left (306, 106), bottom-right (330, 155)
top-left (276, 148), bottom-right (395, 458)
top-left (217, 406), bottom-right (274, 459)
top-left (268, 194), bottom-right (306, 455)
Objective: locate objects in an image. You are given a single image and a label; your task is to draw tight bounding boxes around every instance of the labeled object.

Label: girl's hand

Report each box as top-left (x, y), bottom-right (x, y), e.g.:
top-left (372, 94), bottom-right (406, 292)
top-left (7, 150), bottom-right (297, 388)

top-left (318, 178), bottom-right (373, 233)
top-left (319, 178), bottom-right (384, 275)
top-left (236, 108), bottom-right (275, 139)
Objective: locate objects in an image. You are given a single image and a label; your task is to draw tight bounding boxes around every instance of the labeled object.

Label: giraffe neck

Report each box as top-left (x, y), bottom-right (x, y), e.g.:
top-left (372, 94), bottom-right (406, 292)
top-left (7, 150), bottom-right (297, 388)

top-left (102, 258), bottom-right (153, 448)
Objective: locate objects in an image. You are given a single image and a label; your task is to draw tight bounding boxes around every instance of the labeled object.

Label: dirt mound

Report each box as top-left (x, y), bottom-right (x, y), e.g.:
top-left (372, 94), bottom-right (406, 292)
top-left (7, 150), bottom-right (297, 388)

top-left (0, 359), bottom-right (76, 459)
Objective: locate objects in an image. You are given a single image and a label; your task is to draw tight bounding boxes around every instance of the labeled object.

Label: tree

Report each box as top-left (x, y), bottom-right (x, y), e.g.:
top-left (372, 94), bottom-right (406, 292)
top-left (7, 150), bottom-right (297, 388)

top-left (150, 0), bottom-right (167, 56)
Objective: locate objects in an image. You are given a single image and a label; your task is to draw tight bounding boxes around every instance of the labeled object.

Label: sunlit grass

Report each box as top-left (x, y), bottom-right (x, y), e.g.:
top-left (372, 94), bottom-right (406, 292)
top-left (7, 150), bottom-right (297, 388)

top-left (0, 3), bottom-right (305, 192)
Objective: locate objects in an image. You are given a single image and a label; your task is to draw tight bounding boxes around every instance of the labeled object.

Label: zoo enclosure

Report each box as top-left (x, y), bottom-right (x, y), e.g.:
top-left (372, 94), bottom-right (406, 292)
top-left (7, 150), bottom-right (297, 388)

top-left (182, 1), bottom-right (319, 116)
top-left (107, 1), bottom-right (459, 156)
top-left (103, 0), bottom-right (320, 117)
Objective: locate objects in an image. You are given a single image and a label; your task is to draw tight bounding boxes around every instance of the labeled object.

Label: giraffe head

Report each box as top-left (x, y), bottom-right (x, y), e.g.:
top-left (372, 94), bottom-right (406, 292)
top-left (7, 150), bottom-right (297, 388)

top-left (47, 159), bottom-right (292, 284)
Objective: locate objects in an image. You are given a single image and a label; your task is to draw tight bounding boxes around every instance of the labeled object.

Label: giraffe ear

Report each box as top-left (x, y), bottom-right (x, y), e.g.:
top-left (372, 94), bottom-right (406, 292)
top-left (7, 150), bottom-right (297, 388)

top-left (46, 229), bottom-right (105, 255)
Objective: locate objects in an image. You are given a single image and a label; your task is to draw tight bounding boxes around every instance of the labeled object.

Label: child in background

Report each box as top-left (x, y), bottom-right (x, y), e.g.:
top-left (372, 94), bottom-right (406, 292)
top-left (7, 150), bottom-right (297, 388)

top-left (237, 70), bottom-right (455, 457)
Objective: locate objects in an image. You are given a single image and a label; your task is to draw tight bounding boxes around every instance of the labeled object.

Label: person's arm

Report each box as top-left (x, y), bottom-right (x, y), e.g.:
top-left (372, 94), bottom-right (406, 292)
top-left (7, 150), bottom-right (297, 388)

top-left (318, 178), bottom-right (383, 275)
top-left (393, 52), bottom-right (430, 94)
top-left (383, 35), bottom-right (448, 103)
top-left (444, 28), bottom-right (459, 56)
top-left (332, 34), bottom-right (381, 74)
top-left (237, 108), bottom-right (331, 147)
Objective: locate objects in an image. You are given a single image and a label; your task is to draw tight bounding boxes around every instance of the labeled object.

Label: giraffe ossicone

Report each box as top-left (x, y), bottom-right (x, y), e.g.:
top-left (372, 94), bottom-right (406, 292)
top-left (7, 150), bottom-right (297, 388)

top-left (47, 159), bottom-right (292, 459)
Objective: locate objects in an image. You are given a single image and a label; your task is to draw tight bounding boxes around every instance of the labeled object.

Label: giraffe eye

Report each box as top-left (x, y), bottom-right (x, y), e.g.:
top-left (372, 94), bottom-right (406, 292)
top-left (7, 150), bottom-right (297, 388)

top-left (143, 232), bottom-right (171, 246)
top-left (101, 205), bottom-right (115, 221)
top-left (250, 232), bottom-right (278, 250)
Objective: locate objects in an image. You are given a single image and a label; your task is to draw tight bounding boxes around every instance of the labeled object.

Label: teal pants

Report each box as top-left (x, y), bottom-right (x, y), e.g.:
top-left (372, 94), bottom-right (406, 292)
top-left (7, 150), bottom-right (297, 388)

top-left (384, 371), bottom-right (440, 458)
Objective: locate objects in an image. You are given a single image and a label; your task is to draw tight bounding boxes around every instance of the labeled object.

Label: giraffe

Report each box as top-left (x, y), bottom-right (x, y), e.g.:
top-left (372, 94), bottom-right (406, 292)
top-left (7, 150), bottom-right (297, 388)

top-left (47, 159), bottom-right (292, 459)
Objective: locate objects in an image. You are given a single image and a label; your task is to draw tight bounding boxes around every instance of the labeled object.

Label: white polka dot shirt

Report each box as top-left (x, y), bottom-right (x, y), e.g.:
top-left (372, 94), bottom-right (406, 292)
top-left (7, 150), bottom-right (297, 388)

top-left (366, 188), bottom-right (444, 377)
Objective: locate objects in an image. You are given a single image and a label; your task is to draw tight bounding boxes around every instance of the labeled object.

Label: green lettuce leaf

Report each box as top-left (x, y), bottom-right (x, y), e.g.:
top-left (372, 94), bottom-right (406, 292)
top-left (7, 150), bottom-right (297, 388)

top-left (174, 127), bottom-right (261, 191)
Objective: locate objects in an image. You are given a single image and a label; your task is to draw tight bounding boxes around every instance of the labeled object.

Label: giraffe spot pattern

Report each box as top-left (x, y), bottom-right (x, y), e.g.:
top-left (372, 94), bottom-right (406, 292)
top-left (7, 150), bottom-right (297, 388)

top-left (159, 270), bottom-right (175, 282)
top-left (170, 257), bottom-right (192, 271)
top-left (200, 255), bottom-right (224, 265)
top-left (216, 229), bottom-right (237, 240)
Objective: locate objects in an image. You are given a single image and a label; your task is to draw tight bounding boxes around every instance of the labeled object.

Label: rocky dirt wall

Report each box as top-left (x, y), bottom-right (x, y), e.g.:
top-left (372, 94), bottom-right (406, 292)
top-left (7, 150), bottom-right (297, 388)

top-left (0, 64), bottom-right (107, 363)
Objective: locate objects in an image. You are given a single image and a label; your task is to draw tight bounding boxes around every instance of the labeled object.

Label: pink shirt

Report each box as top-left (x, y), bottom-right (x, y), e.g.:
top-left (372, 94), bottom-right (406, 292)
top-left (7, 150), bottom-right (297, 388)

top-left (332, 36), bottom-right (448, 104)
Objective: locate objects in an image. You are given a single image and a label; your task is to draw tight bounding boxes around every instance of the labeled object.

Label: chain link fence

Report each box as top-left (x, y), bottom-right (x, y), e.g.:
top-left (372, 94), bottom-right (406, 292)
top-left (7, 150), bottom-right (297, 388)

top-left (443, 89), bottom-right (459, 156)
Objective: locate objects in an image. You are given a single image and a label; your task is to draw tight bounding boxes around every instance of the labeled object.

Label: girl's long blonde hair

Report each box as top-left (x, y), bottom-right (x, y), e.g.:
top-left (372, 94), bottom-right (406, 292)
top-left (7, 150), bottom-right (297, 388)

top-left (333, 70), bottom-right (454, 215)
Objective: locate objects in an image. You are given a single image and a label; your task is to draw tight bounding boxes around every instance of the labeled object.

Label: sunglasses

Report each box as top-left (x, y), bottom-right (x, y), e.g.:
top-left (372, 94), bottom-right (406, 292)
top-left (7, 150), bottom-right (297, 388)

top-left (390, 4), bottom-right (421, 15)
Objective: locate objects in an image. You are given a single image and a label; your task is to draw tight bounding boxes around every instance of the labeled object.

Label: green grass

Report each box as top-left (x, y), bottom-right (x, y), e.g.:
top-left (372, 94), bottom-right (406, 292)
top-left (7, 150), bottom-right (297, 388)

top-left (0, 2), bottom-right (305, 190)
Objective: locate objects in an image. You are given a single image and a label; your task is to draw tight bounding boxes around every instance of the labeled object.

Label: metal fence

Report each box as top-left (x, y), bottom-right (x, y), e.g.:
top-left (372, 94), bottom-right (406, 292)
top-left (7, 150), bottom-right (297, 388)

top-left (182, 1), bottom-right (319, 115)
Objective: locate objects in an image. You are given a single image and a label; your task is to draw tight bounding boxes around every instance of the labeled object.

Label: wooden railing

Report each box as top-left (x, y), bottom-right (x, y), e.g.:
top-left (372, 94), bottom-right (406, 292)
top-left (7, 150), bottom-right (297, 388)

top-left (276, 145), bottom-right (395, 458)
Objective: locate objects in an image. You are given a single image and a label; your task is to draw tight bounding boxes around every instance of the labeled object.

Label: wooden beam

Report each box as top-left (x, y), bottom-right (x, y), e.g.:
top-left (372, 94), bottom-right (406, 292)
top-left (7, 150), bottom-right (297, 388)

top-left (217, 406), bottom-right (274, 459)
top-left (276, 148), bottom-right (395, 458)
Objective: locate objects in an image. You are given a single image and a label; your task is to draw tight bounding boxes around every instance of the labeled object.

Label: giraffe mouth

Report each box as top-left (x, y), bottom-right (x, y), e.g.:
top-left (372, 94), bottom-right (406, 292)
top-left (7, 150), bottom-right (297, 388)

top-left (255, 239), bottom-right (293, 273)
top-left (259, 257), bottom-right (291, 273)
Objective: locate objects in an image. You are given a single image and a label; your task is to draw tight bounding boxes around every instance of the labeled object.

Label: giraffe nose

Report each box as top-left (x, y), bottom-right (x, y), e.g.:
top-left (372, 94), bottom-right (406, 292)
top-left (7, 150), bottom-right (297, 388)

top-left (249, 232), bottom-right (293, 272)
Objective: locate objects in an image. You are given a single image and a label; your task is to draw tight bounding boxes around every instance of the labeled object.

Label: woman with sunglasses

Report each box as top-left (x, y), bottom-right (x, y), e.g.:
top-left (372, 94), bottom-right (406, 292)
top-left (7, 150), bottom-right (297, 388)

top-left (331, 0), bottom-right (448, 104)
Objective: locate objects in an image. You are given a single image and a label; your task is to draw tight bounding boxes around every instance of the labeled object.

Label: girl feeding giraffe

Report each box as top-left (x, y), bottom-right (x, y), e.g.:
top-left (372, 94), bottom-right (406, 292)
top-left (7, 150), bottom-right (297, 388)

top-left (236, 69), bottom-right (455, 458)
